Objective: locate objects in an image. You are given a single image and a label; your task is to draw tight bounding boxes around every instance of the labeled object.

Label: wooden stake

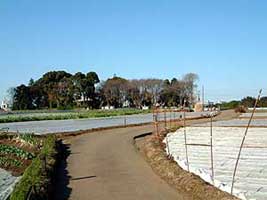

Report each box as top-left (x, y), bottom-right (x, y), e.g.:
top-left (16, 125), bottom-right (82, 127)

top-left (124, 116), bottom-right (127, 127)
top-left (183, 111), bottom-right (190, 171)
top-left (166, 135), bottom-right (171, 157)
top-left (164, 108), bottom-right (167, 129)
top-left (156, 109), bottom-right (159, 137)
top-left (231, 89), bottom-right (262, 194)
top-left (153, 108), bottom-right (157, 134)
top-left (210, 114), bottom-right (214, 184)
top-left (169, 108), bottom-right (172, 129)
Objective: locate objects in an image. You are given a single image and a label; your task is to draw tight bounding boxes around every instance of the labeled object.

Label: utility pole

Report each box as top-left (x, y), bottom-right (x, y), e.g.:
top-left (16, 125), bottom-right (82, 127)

top-left (202, 85), bottom-right (205, 111)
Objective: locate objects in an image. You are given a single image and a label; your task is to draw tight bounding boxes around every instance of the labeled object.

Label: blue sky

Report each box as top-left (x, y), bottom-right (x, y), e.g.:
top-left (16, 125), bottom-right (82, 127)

top-left (0, 0), bottom-right (267, 102)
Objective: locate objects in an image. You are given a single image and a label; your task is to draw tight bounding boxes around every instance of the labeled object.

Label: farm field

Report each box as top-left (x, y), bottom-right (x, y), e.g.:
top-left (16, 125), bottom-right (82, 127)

top-left (165, 126), bottom-right (267, 200)
top-left (0, 134), bottom-right (39, 200)
top-left (0, 111), bottom-right (210, 134)
top-left (0, 109), bottom-right (151, 123)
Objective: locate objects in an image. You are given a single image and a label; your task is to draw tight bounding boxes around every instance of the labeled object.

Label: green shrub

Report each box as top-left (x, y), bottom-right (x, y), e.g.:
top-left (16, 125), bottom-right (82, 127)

top-left (235, 105), bottom-right (247, 113)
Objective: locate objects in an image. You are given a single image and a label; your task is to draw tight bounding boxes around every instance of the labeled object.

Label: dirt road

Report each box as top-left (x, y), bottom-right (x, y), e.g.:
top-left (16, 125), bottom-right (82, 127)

top-left (53, 125), bottom-right (191, 200)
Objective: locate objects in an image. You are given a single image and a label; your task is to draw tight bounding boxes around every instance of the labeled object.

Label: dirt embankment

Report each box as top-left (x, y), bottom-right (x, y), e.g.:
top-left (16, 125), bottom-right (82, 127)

top-left (135, 130), bottom-right (240, 200)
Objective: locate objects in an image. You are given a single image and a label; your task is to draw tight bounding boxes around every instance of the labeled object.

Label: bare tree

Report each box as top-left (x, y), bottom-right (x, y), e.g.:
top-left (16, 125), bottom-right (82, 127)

top-left (102, 77), bottom-right (130, 108)
top-left (182, 73), bottom-right (199, 105)
top-left (130, 79), bottom-right (163, 107)
top-left (6, 87), bottom-right (16, 107)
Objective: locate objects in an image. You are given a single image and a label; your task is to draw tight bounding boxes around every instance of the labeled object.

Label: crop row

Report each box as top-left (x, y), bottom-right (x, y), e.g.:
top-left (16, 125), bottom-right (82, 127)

top-left (16, 134), bottom-right (38, 146)
top-left (0, 156), bottom-right (22, 167)
top-left (0, 144), bottom-right (35, 159)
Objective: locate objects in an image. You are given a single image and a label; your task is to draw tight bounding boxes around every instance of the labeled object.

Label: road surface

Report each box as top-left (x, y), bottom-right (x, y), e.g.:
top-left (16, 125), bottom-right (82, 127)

top-left (53, 125), bottom-right (191, 200)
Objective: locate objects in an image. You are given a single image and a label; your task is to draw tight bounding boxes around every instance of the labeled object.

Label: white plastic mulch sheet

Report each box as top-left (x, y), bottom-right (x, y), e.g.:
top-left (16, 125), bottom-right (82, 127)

top-left (240, 113), bottom-right (267, 118)
top-left (0, 168), bottom-right (20, 200)
top-left (193, 118), bottom-right (267, 127)
top-left (164, 127), bottom-right (267, 200)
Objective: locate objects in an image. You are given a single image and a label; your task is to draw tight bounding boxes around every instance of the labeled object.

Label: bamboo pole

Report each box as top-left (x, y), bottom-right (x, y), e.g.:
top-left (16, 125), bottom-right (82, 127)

top-left (152, 107), bottom-right (155, 121)
top-left (124, 116), bottom-right (127, 127)
top-left (156, 109), bottom-right (159, 138)
top-left (154, 108), bottom-right (158, 135)
top-left (164, 108), bottom-right (167, 130)
top-left (230, 89), bottom-right (262, 194)
top-left (165, 134), bottom-right (171, 157)
top-left (152, 108), bottom-right (156, 133)
top-left (210, 113), bottom-right (214, 184)
top-left (173, 111), bottom-right (176, 124)
top-left (183, 111), bottom-right (190, 171)
top-left (186, 143), bottom-right (210, 147)
top-left (169, 108), bottom-right (172, 128)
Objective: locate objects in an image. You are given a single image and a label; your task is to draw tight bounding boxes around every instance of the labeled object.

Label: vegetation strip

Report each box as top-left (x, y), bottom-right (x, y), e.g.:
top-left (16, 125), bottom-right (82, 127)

top-left (10, 135), bottom-right (58, 200)
top-left (0, 109), bottom-right (150, 123)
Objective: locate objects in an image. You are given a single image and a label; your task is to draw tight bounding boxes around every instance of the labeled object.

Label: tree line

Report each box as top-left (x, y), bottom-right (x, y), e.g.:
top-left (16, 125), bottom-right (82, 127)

top-left (10, 71), bottom-right (199, 110)
top-left (219, 96), bottom-right (267, 110)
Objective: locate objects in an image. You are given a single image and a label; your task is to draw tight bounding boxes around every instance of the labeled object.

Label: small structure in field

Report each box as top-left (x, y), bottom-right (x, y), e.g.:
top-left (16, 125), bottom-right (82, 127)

top-left (101, 106), bottom-right (115, 110)
top-left (194, 102), bottom-right (204, 112)
top-left (142, 105), bottom-right (149, 110)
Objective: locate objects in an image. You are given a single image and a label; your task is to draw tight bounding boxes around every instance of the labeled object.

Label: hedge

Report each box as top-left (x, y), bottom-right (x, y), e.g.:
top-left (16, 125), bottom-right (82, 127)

top-left (10, 135), bottom-right (57, 200)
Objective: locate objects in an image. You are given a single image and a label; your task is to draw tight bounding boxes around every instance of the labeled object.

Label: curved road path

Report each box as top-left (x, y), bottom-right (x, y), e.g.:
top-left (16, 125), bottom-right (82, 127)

top-left (53, 125), bottom-right (191, 200)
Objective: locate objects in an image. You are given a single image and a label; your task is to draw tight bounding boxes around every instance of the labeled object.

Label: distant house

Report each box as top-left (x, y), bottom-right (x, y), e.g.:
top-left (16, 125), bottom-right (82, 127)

top-left (1, 100), bottom-right (10, 111)
top-left (122, 100), bottom-right (130, 108)
top-left (101, 106), bottom-right (115, 110)
top-left (75, 95), bottom-right (92, 104)
top-left (142, 105), bottom-right (149, 110)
